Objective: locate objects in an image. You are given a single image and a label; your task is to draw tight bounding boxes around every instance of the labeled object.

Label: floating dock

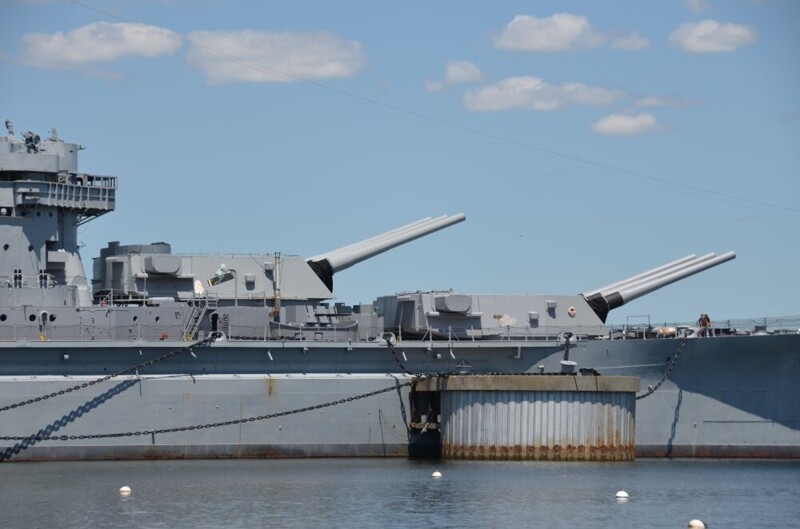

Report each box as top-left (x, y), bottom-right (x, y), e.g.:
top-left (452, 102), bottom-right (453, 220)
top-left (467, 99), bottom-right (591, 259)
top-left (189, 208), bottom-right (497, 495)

top-left (411, 375), bottom-right (639, 461)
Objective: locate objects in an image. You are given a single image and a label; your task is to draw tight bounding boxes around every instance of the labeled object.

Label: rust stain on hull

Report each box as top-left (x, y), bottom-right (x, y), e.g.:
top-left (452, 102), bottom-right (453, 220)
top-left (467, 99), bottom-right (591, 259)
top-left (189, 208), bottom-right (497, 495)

top-left (443, 443), bottom-right (635, 461)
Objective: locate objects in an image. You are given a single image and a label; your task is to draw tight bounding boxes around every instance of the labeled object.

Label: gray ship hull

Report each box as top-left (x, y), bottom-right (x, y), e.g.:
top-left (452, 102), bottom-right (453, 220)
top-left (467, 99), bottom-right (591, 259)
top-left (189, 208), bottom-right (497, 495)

top-left (3, 120), bottom-right (796, 462)
top-left (2, 334), bottom-right (798, 461)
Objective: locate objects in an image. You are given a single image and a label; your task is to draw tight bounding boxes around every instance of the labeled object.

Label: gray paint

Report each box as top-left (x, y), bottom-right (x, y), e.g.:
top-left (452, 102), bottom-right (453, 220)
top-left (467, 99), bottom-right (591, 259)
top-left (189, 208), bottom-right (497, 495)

top-left (0, 120), bottom-right (796, 462)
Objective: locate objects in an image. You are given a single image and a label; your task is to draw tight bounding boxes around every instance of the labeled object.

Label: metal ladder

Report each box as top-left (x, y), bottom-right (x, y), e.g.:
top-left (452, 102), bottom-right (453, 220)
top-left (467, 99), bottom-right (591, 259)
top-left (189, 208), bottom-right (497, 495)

top-left (184, 296), bottom-right (218, 340)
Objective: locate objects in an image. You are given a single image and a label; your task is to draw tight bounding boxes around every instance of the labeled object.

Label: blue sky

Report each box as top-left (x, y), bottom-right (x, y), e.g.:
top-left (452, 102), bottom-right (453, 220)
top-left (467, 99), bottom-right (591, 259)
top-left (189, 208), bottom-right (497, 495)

top-left (2, 0), bottom-right (798, 324)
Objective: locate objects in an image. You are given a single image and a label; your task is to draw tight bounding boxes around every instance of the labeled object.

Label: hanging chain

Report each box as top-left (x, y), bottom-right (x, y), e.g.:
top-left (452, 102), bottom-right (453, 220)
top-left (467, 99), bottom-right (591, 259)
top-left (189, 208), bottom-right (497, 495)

top-left (0, 375), bottom-right (432, 442)
top-left (0, 341), bottom-right (432, 443)
top-left (0, 336), bottom-right (215, 413)
top-left (384, 336), bottom-right (413, 375)
top-left (636, 335), bottom-right (689, 400)
top-left (1, 335), bottom-right (682, 444)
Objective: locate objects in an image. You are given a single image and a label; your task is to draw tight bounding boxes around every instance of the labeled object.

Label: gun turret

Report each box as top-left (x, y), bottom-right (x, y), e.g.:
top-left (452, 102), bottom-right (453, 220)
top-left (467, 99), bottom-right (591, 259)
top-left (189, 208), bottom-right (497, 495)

top-left (582, 251), bottom-right (735, 322)
top-left (307, 213), bottom-right (466, 291)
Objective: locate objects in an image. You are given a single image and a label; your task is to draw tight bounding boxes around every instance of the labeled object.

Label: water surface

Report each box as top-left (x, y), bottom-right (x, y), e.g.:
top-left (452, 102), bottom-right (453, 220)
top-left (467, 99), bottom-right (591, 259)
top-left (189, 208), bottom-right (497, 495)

top-left (1, 459), bottom-right (797, 528)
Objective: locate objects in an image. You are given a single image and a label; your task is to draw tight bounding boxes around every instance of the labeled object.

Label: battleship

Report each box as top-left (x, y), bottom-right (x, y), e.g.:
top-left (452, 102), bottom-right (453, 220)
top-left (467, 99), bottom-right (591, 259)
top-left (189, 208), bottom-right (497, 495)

top-left (0, 120), bottom-right (798, 461)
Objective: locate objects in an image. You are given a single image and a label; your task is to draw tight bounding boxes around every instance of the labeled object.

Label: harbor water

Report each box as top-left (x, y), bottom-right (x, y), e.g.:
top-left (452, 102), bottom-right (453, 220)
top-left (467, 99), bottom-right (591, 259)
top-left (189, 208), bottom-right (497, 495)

top-left (1, 459), bottom-right (797, 528)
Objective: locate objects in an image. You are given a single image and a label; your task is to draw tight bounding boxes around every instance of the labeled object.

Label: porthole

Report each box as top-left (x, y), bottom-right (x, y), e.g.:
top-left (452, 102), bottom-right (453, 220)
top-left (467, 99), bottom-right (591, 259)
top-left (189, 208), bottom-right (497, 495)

top-left (155, 316), bottom-right (161, 322)
top-left (28, 245), bottom-right (34, 252)
top-left (36, 211), bottom-right (41, 217)
top-left (2, 244), bottom-right (7, 251)
top-left (28, 314), bottom-right (36, 322)
top-left (0, 314), bottom-right (6, 322)
top-left (49, 314), bottom-right (56, 322)
top-left (132, 315), bottom-right (138, 322)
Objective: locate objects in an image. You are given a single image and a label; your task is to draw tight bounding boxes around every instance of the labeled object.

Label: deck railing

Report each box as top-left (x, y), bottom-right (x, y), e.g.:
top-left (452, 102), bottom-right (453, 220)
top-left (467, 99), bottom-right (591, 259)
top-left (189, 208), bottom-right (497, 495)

top-left (0, 316), bottom-right (797, 343)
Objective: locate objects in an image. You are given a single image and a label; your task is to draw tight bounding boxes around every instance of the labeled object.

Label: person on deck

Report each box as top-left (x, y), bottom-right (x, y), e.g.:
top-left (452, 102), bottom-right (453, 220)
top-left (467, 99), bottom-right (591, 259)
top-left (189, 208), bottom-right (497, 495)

top-left (698, 313), bottom-right (712, 337)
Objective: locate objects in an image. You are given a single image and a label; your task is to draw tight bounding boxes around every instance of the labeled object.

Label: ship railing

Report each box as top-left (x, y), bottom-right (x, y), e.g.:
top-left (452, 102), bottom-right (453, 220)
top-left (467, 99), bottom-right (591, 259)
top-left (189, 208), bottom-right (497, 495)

top-left (82, 174), bottom-right (117, 188)
top-left (255, 321), bottom-right (361, 342)
top-left (0, 321), bottom-right (371, 343)
top-left (0, 273), bottom-right (58, 289)
top-left (2, 316), bottom-right (797, 343)
top-left (416, 324), bottom-right (607, 343)
top-left (168, 252), bottom-right (300, 258)
top-left (40, 181), bottom-right (115, 211)
top-left (0, 323), bottom-right (187, 342)
top-left (53, 173), bottom-right (117, 189)
top-left (606, 315), bottom-right (800, 338)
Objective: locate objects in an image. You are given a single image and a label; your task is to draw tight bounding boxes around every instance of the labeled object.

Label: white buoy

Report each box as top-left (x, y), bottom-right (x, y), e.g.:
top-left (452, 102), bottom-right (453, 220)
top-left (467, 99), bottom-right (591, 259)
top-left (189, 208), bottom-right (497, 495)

top-left (615, 490), bottom-right (629, 499)
top-left (432, 470), bottom-right (442, 478)
top-left (119, 485), bottom-right (132, 496)
top-left (687, 520), bottom-right (706, 528)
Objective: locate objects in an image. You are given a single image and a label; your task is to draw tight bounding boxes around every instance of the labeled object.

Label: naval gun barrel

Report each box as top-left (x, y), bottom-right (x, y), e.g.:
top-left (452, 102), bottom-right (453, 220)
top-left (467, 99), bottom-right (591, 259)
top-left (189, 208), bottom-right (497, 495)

top-left (583, 251), bottom-right (735, 322)
top-left (582, 254), bottom-right (697, 298)
top-left (591, 253), bottom-right (720, 299)
top-left (310, 215), bottom-right (440, 266)
top-left (307, 213), bottom-right (466, 291)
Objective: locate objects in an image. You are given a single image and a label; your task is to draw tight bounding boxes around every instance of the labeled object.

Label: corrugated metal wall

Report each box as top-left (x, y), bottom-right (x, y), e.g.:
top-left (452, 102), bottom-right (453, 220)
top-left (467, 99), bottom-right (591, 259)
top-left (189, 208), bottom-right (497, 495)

top-left (440, 390), bottom-right (635, 461)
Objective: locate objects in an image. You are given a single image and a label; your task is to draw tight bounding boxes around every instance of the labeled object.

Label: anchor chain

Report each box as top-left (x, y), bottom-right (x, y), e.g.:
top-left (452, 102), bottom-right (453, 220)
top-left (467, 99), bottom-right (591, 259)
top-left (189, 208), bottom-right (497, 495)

top-left (0, 376), bottom-right (430, 442)
top-left (386, 336), bottom-right (690, 400)
top-left (0, 342), bottom-right (435, 444)
top-left (2, 338), bottom-right (625, 445)
top-left (0, 336), bottom-right (215, 413)
top-left (636, 335), bottom-right (688, 400)
top-left (385, 338), bottom-right (413, 375)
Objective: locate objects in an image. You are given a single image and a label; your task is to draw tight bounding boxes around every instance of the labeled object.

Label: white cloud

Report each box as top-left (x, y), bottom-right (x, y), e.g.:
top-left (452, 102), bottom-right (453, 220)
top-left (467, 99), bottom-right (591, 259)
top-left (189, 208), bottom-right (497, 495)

top-left (464, 76), bottom-right (623, 112)
top-left (669, 20), bottom-right (756, 53)
top-left (493, 13), bottom-right (605, 52)
top-left (592, 113), bottom-right (660, 135)
top-left (444, 60), bottom-right (483, 84)
top-left (684, 0), bottom-right (710, 15)
top-left (426, 60), bottom-right (484, 92)
top-left (19, 22), bottom-right (181, 70)
top-left (611, 32), bottom-right (650, 50)
top-left (186, 30), bottom-right (366, 84)
top-left (635, 95), bottom-right (704, 107)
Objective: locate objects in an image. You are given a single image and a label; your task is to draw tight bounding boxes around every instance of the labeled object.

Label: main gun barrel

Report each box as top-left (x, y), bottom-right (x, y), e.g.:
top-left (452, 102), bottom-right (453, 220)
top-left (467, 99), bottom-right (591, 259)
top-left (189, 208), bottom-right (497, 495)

top-left (309, 216), bottom-right (441, 266)
top-left (308, 215), bottom-right (438, 261)
top-left (582, 254), bottom-right (697, 298)
top-left (593, 253), bottom-right (719, 299)
top-left (582, 251), bottom-right (735, 322)
top-left (614, 251), bottom-right (735, 305)
top-left (307, 213), bottom-right (466, 291)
